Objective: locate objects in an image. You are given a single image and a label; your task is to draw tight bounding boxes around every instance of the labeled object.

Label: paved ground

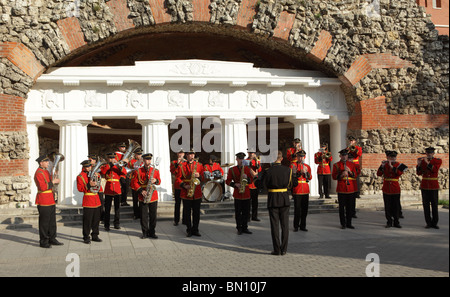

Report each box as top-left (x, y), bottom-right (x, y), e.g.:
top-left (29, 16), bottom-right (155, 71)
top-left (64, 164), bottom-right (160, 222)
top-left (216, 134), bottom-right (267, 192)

top-left (0, 208), bottom-right (447, 280)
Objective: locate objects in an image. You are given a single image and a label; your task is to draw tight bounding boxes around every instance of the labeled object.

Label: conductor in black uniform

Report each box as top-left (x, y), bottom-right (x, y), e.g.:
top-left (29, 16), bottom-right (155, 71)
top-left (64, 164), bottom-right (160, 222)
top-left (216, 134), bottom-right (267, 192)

top-left (258, 151), bottom-right (297, 255)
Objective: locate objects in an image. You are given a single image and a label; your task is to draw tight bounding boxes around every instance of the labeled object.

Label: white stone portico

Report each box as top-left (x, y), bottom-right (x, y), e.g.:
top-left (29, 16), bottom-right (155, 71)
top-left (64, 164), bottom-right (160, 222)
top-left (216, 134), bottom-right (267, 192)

top-left (25, 60), bottom-right (349, 205)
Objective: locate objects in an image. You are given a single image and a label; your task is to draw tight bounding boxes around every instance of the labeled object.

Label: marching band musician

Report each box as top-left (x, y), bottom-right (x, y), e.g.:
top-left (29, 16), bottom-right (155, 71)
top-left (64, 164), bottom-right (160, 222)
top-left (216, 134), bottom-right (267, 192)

top-left (314, 143), bottom-right (333, 199)
top-left (88, 154), bottom-right (104, 222)
top-left (246, 148), bottom-right (261, 221)
top-left (290, 150), bottom-right (312, 232)
top-left (286, 138), bottom-right (302, 164)
top-left (175, 148), bottom-right (205, 237)
top-left (130, 153), bottom-right (161, 239)
top-left (376, 151), bottom-right (407, 228)
top-left (115, 142), bottom-right (130, 206)
top-left (77, 160), bottom-right (102, 244)
top-left (347, 136), bottom-right (363, 198)
top-left (347, 153), bottom-right (360, 219)
top-left (101, 152), bottom-right (128, 231)
top-left (34, 155), bottom-right (63, 248)
top-left (332, 149), bottom-right (358, 229)
top-left (226, 152), bottom-right (254, 235)
top-left (416, 147), bottom-right (442, 229)
top-left (171, 149), bottom-right (186, 226)
top-left (128, 148), bottom-right (143, 220)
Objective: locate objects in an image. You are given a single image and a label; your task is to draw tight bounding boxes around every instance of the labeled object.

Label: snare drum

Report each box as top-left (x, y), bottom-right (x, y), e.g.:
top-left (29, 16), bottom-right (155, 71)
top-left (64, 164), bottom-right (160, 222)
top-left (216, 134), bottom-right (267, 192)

top-left (202, 181), bottom-right (223, 202)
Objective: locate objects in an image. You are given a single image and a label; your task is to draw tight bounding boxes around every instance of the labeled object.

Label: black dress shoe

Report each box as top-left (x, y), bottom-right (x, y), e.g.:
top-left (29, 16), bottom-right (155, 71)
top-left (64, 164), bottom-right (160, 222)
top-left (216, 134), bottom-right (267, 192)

top-left (186, 231), bottom-right (192, 237)
top-left (141, 234), bottom-right (148, 239)
top-left (346, 225), bottom-right (355, 229)
top-left (40, 243), bottom-right (52, 248)
top-left (300, 227), bottom-right (308, 232)
top-left (149, 234), bottom-right (158, 239)
top-left (432, 225), bottom-right (440, 229)
top-left (83, 239), bottom-right (91, 244)
top-left (92, 237), bottom-right (102, 242)
top-left (281, 251), bottom-right (287, 256)
top-left (192, 231), bottom-right (201, 237)
top-left (252, 218), bottom-right (261, 222)
top-left (105, 226), bottom-right (110, 231)
top-left (393, 224), bottom-right (402, 228)
top-left (114, 225), bottom-right (121, 230)
top-left (49, 239), bottom-right (64, 246)
top-left (173, 222), bottom-right (179, 226)
top-left (271, 251), bottom-right (280, 256)
top-left (242, 229), bottom-right (252, 234)
top-left (237, 229), bottom-right (242, 235)
top-left (293, 227), bottom-right (298, 232)
top-left (340, 225), bottom-right (346, 229)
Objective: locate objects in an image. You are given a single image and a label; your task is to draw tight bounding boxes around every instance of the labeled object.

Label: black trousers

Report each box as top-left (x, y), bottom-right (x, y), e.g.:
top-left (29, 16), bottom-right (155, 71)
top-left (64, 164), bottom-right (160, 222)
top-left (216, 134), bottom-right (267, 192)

top-left (268, 206), bottom-right (289, 254)
top-left (293, 194), bottom-right (309, 229)
top-left (338, 193), bottom-right (354, 227)
top-left (131, 190), bottom-right (140, 218)
top-left (249, 188), bottom-right (259, 219)
top-left (421, 189), bottom-right (439, 227)
top-left (234, 199), bottom-right (250, 231)
top-left (173, 188), bottom-right (182, 224)
top-left (82, 207), bottom-right (101, 240)
top-left (182, 198), bottom-right (201, 233)
top-left (120, 177), bottom-right (128, 204)
top-left (383, 193), bottom-right (400, 226)
top-left (140, 201), bottom-right (157, 236)
top-left (37, 205), bottom-right (57, 246)
top-left (104, 194), bottom-right (120, 228)
top-left (318, 174), bottom-right (331, 197)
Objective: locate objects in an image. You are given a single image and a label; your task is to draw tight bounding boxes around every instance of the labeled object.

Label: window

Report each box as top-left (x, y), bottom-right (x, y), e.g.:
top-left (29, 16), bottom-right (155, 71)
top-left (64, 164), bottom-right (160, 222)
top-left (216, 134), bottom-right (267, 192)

top-left (433, 0), bottom-right (442, 8)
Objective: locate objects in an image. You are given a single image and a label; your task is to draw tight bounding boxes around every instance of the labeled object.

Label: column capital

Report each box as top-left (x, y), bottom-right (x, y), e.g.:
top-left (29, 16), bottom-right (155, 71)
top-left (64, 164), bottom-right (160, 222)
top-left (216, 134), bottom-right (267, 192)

top-left (52, 115), bottom-right (92, 126)
top-left (136, 117), bottom-right (175, 125)
top-left (285, 116), bottom-right (328, 125)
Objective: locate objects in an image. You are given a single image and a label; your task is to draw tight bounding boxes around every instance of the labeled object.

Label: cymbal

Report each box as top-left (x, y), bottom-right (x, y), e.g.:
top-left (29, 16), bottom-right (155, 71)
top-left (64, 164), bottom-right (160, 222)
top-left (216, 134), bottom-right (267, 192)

top-left (221, 163), bottom-right (234, 167)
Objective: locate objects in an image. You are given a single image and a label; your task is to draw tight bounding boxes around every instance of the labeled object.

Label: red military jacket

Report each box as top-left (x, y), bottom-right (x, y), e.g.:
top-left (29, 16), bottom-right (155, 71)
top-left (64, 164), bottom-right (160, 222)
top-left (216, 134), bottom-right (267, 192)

top-left (34, 167), bottom-right (55, 206)
top-left (245, 158), bottom-right (261, 190)
top-left (130, 166), bottom-right (161, 203)
top-left (290, 162), bottom-right (312, 195)
top-left (377, 162), bottom-right (406, 195)
top-left (332, 160), bottom-right (358, 194)
top-left (170, 159), bottom-right (183, 190)
top-left (77, 169), bottom-right (101, 208)
top-left (416, 158), bottom-right (442, 190)
top-left (100, 163), bottom-right (127, 195)
top-left (226, 165), bottom-right (253, 199)
top-left (175, 160), bottom-right (205, 200)
top-left (314, 152), bottom-right (333, 175)
top-left (286, 147), bottom-right (297, 164)
top-left (349, 145), bottom-right (363, 165)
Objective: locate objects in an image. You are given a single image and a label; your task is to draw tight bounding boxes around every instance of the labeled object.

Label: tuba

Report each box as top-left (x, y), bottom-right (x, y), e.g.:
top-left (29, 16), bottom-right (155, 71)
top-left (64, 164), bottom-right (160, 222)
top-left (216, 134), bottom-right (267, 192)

top-left (144, 157), bottom-right (161, 204)
top-left (88, 157), bottom-right (106, 193)
top-left (52, 153), bottom-right (65, 180)
top-left (115, 139), bottom-right (141, 167)
top-left (187, 158), bottom-right (201, 198)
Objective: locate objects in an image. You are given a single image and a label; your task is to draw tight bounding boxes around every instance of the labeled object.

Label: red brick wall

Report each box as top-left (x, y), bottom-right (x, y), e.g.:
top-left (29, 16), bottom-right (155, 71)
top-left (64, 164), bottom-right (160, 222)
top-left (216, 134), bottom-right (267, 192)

top-left (106, 0), bottom-right (135, 32)
top-left (0, 42), bottom-right (44, 80)
top-left (0, 94), bottom-right (26, 132)
top-left (149, 0), bottom-right (171, 24)
top-left (307, 30), bottom-right (333, 63)
top-left (57, 17), bottom-right (87, 52)
top-left (193, 0), bottom-right (211, 22)
top-left (273, 11), bottom-right (295, 40)
top-left (236, 0), bottom-right (258, 28)
top-left (1, 160), bottom-right (28, 177)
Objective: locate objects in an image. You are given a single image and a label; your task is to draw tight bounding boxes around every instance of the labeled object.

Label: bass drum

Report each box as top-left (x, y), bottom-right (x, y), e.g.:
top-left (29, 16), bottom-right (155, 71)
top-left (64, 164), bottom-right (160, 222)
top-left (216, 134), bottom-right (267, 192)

top-left (202, 181), bottom-right (223, 202)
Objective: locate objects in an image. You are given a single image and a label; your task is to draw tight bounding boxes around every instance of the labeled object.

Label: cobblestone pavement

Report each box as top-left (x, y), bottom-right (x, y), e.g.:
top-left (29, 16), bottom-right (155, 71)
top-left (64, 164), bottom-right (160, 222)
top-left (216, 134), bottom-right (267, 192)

top-left (0, 208), bottom-right (447, 278)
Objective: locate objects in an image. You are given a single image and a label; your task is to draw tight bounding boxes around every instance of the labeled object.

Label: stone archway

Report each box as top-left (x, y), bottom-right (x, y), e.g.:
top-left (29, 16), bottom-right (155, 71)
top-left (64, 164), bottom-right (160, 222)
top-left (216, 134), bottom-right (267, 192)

top-left (0, 0), bottom-right (448, 207)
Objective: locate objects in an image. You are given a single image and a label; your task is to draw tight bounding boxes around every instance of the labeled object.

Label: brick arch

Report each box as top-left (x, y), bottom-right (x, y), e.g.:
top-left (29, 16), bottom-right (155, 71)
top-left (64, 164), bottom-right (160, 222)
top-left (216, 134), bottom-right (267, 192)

top-left (0, 0), bottom-right (448, 205)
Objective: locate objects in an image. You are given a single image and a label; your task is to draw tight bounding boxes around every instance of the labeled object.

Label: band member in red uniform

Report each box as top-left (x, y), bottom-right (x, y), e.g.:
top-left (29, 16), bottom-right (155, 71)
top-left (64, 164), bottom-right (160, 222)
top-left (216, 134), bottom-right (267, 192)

top-left (332, 149), bottom-right (358, 229)
top-left (226, 152), bottom-right (254, 235)
top-left (314, 143), bottom-right (332, 199)
top-left (100, 152), bottom-right (128, 231)
top-left (286, 138), bottom-right (302, 164)
top-left (416, 147), bottom-right (442, 229)
top-left (347, 153), bottom-right (361, 219)
top-left (377, 151), bottom-right (408, 228)
top-left (88, 154), bottom-right (104, 222)
top-left (171, 149), bottom-right (185, 226)
top-left (131, 153), bottom-right (161, 239)
top-left (34, 155), bottom-right (63, 248)
top-left (77, 160), bottom-right (102, 244)
top-left (115, 142), bottom-right (130, 206)
top-left (175, 149), bottom-right (204, 237)
top-left (246, 148), bottom-right (261, 221)
top-left (347, 136), bottom-right (363, 198)
top-left (128, 148), bottom-right (143, 220)
top-left (290, 150), bottom-right (312, 232)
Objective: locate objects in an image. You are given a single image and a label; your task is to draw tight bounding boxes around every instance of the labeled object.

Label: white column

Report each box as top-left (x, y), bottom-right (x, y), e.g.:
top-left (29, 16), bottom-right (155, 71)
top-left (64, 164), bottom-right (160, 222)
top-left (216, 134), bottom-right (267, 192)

top-left (221, 117), bottom-right (253, 195)
top-left (327, 116), bottom-right (349, 194)
top-left (288, 118), bottom-right (322, 197)
top-left (54, 117), bottom-right (91, 205)
top-left (26, 117), bottom-right (44, 206)
top-left (137, 118), bottom-right (172, 202)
